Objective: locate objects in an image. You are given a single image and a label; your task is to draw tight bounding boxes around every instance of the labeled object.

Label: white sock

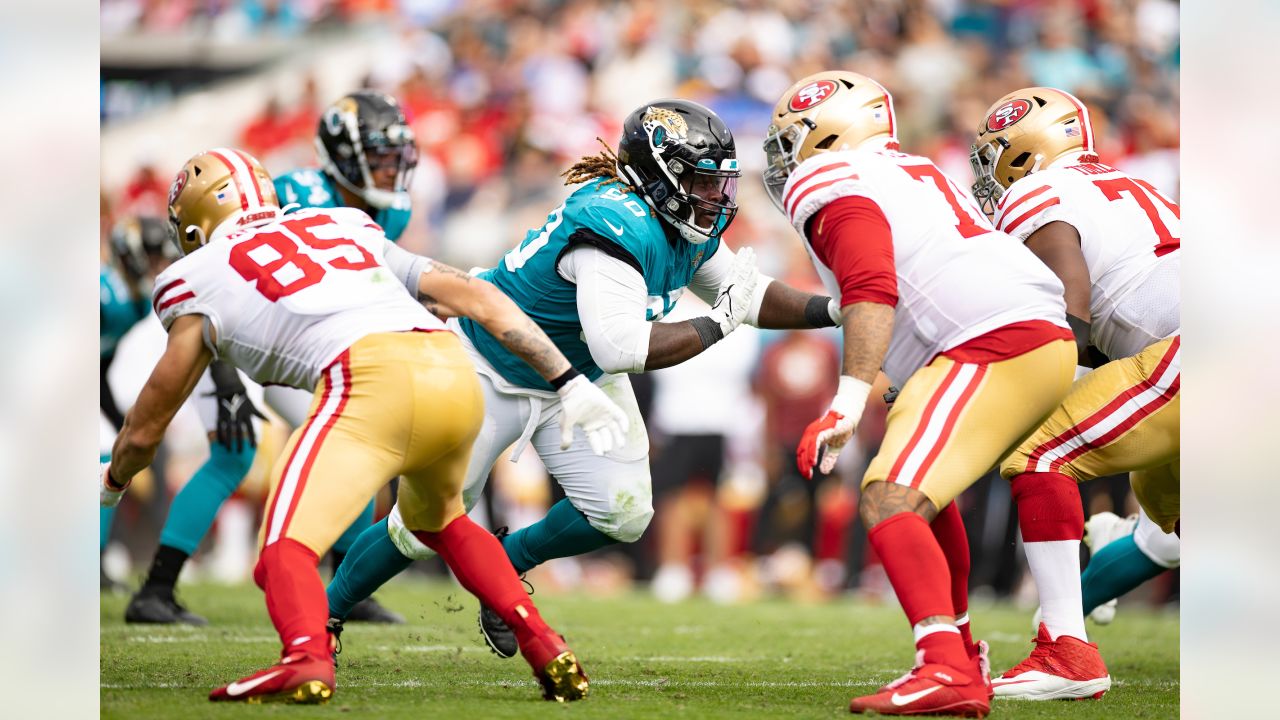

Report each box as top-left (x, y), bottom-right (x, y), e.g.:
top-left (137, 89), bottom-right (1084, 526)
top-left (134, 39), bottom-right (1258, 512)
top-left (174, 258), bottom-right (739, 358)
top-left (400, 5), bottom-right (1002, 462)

top-left (1024, 539), bottom-right (1087, 641)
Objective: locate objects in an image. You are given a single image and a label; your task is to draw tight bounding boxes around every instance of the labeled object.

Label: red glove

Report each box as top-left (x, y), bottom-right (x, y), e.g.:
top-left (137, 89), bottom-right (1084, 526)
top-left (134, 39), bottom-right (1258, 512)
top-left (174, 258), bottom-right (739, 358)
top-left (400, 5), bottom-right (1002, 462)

top-left (794, 376), bottom-right (873, 480)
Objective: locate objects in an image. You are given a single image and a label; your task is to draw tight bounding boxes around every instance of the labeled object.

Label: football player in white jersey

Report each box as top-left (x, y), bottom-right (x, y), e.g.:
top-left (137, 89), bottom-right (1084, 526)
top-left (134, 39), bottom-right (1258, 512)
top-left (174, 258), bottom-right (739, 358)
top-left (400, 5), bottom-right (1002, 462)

top-left (100, 148), bottom-right (629, 704)
top-left (764, 71), bottom-right (1078, 717)
top-left (970, 87), bottom-right (1180, 700)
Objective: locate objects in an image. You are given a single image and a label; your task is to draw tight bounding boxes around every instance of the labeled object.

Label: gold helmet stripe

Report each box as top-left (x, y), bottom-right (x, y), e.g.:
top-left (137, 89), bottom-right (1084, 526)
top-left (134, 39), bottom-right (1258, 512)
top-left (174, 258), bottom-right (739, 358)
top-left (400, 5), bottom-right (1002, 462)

top-left (863, 76), bottom-right (899, 148)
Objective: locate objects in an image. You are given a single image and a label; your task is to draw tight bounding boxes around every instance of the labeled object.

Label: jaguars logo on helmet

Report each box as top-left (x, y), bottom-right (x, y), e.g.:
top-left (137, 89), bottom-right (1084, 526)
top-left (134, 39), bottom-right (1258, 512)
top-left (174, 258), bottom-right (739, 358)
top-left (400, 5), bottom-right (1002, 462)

top-left (617, 99), bottom-right (739, 245)
top-left (315, 91), bottom-right (419, 213)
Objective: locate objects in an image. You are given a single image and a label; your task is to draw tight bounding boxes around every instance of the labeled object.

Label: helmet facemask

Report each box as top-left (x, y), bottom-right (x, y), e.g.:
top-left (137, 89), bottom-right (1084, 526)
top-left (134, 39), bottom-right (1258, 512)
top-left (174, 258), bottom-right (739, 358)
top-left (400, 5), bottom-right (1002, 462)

top-left (660, 161), bottom-right (739, 244)
top-left (969, 138), bottom-right (1009, 216)
top-left (763, 121), bottom-right (810, 213)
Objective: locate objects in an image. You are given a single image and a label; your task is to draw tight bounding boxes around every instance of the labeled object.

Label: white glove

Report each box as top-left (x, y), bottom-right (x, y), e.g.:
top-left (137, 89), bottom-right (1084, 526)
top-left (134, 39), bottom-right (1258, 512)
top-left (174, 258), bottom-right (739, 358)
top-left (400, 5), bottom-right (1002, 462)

top-left (795, 376), bottom-right (872, 480)
top-left (100, 462), bottom-right (129, 508)
top-left (557, 374), bottom-right (630, 455)
top-left (708, 246), bottom-right (759, 336)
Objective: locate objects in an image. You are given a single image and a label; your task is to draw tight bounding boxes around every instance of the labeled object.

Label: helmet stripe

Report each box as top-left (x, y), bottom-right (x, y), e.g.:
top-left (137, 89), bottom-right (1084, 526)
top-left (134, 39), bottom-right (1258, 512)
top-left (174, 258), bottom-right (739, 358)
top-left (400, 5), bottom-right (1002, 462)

top-left (864, 77), bottom-right (897, 144)
top-left (232, 149), bottom-right (267, 207)
top-left (209, 147), bottom-right (266, 210)
top-left (1056, 90), bottom-right (1094, 153)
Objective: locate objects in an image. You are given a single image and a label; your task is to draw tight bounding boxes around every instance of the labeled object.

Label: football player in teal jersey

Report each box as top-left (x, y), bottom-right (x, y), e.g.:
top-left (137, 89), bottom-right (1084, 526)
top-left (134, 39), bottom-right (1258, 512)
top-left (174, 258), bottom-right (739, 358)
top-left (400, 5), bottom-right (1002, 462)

top-left (264, 91), bottom-right (422, 623)
top-left (104, 217), bottom-right (266, 623)
top-left (326, 99), bottom-right (846, 656)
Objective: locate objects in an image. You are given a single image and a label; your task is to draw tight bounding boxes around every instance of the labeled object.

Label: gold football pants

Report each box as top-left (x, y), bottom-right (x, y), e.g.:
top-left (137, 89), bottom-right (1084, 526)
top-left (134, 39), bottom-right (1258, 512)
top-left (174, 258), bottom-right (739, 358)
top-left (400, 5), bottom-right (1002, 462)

top-left (259, 331), bottom-right (483, 554)
top-left (865, 339), bottom-right (1076, 509)
top-left (1001, 336), bottom-right (1181, 532)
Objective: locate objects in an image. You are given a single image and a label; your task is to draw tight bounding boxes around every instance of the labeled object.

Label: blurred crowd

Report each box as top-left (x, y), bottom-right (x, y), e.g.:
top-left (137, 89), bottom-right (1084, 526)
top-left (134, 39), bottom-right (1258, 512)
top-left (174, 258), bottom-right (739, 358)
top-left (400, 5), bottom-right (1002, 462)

top-left (101, 0), bottom-right (1179, 608)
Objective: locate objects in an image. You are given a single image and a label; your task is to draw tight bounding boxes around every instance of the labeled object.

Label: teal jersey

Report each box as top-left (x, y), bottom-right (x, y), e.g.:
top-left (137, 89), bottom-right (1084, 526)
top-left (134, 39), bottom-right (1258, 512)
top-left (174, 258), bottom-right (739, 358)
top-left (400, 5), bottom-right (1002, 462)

top-left (273, 168), bottom-right (412, 242)
top-left (459, 178), bottom-right (720, 391)
top-left (100, 265), bottom-right (148, 358)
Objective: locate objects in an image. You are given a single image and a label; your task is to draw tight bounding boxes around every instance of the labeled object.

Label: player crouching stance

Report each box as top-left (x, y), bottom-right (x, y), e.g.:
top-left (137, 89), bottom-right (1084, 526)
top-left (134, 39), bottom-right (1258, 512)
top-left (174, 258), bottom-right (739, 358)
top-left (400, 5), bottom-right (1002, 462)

top-left (100, 148), bottom-right (628, 703)
top-left (765, 72), bottom-right (1077, 717)
top-left (971, 87), bottom-right (1180, 700)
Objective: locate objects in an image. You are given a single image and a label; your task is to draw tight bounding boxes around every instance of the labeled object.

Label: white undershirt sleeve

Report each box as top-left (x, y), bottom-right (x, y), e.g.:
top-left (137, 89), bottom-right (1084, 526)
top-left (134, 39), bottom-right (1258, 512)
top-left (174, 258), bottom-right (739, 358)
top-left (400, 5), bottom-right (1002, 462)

top-left (688, 243), bottom-right (774, 325)
top-left (558, 246), bottom-right (651, 374)
top-left (380, 239), bottom-right (432, 299)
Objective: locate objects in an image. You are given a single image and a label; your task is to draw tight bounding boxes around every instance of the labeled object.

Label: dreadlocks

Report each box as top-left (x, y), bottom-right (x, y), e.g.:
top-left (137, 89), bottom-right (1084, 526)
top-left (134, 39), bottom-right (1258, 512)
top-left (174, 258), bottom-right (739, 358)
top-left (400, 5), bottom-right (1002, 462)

top-left (561, 138), bottom-right (630, 188)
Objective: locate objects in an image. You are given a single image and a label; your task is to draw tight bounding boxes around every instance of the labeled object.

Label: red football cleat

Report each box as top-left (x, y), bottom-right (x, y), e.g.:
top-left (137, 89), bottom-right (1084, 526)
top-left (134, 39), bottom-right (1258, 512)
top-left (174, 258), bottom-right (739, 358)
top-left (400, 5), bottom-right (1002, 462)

top-left (518, 629), bottom-right (589, 702)
top-left (209, 653), bottom-right (334, 704)
top-left (991, 622), bottom-right (1111, 700)
top-left (851, 661), bottom-right (989, 717)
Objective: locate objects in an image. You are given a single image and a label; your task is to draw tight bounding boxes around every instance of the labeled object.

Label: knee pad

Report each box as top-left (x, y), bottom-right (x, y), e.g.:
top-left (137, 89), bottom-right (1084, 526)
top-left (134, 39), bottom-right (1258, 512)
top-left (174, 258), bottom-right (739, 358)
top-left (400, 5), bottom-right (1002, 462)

top-left (1133, 511), bottom-right (1180, 568)
top-left (590, 488), bottom-right (654, 544)
top-left (386, 503), bottom-right (438, 561)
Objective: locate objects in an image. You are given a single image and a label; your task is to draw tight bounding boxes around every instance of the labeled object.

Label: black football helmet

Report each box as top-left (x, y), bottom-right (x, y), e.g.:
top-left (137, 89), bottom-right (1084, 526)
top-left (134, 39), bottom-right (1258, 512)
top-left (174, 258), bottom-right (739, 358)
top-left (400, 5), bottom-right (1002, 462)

top-left (110, 216), bottom-right (178, 280)
top-left (616, 99), bottom-right (740, 244)
top-left (315, 90), bottom-right (419, 211)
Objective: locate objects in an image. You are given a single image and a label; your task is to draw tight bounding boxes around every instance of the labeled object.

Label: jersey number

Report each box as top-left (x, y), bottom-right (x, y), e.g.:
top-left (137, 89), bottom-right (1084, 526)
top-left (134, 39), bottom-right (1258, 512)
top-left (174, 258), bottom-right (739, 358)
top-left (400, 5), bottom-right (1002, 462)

top-left (902, 165), bottom-right (989, 239)
top-left (228, 215), bottom-right (379, 301)
top-left (1091, 177), bottom-right (1180, 257)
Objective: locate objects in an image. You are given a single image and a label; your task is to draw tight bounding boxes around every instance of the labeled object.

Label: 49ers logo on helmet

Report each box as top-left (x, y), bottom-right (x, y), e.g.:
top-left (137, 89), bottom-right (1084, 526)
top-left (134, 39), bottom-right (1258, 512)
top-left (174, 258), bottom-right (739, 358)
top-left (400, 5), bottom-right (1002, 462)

top-left (788, 80), bottom-right (838, 112)
top-left (986, 99), bottom-right (1032, 132)
top-left (168, 170), bottom-right (188, 208)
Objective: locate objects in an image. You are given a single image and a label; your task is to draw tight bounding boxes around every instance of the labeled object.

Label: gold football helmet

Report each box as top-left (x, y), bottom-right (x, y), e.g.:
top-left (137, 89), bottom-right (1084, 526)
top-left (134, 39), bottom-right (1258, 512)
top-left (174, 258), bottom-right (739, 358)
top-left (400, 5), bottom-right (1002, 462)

top-left (970, 87), bottom-right (1099, 214)
top-left (166, 148), bottom-right (279, 255)
top-left (763, 71), bottom-right (898, 211)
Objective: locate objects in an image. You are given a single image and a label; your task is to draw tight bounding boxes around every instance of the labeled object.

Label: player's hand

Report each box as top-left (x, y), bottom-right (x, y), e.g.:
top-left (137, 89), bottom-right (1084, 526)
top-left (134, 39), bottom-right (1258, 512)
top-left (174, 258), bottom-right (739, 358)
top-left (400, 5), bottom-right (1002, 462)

top-left (100, 462), bottom-right (129, 508)
top-left (708, 247), bottom-right (759, 336)
top-left (205, 360), bottom-right (266, 453)
top-left (557, 375), bottom-right (630, 455)
top-left (795, 376), bottom-right (873, 480)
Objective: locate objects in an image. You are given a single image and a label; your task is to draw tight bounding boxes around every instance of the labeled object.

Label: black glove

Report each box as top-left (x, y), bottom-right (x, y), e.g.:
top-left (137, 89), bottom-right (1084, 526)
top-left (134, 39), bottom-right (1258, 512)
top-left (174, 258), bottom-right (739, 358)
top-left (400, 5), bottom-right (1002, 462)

top-left (205, 360), bottom-right (266, 453)
top-left (883, 385), bottom-right (900, 408)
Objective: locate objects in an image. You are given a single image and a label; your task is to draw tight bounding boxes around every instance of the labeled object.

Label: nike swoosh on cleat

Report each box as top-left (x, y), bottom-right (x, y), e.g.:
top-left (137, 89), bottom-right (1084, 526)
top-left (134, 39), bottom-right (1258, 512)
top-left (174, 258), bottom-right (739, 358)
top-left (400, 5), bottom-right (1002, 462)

top-left (225, 670), bottom-right (284, 697)
top-left (891, 685), bottom-right (943, 706)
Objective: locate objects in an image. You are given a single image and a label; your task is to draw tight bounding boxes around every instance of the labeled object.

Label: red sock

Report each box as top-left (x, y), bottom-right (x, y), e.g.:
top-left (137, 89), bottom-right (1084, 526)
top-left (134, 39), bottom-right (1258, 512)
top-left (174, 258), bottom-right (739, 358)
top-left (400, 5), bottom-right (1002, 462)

top-left (931, 502), bottom-right (974, 655)
top-left (413, 516), bottom-right (551, 647)
top-left (253, 539), bottom-right (330, 662)
top-left (867, 512), bottom-right (967, 669)
top-left (1009, 472), bottom-right (1083, 542)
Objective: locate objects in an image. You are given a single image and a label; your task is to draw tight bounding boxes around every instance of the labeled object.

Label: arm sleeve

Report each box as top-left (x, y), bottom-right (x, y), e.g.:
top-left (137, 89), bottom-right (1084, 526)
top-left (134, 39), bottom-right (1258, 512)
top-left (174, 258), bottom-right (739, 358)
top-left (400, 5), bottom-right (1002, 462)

top-left (380, 239), bottom-right (432, 299)
top-left (559, 246), bottom-right (652, 374)
top-left (688, 242), bottom-right (776, 324)
top-left (808, 195), bottom-right (898, 308)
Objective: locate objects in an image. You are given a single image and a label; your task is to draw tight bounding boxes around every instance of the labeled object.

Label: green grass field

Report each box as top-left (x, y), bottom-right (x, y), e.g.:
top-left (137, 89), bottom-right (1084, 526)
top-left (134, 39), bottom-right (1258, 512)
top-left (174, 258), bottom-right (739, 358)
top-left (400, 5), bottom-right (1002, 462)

top-left (101, 578), bottom-right (1177, 719)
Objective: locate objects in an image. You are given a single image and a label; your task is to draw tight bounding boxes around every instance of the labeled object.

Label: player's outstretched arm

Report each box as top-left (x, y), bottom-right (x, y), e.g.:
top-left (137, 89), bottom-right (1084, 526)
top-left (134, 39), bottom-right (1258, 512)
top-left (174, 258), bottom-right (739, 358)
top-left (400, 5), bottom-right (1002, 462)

top-left (105, 315), bottom-right (213, 496)
top-left (417, 259), bottom-right (629, 454)
top-left (417, 260), bottom-right (572, 381)
top-left (688, 244), bottom-right (840, 330)
top-left (1024, 220), bottom-right (1093, 365)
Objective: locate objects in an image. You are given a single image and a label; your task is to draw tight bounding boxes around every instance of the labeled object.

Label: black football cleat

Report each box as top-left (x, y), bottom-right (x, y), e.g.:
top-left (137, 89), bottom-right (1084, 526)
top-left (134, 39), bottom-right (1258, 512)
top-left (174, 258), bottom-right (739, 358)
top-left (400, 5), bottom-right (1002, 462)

top-left (478, 604), bottom-right (519, 658)
top-left (326, 617), bottom-right (344, 668)
top-left (343, 596), bottom-right (404, 624)
top-left (125, 588), bottom-right (208, 626)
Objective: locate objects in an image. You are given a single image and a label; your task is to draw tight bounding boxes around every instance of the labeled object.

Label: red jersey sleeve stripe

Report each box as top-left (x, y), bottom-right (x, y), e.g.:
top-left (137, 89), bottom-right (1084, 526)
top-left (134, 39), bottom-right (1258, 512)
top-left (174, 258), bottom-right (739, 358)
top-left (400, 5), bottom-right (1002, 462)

top-left (152, 278), bottom-right (187, 313)
top-left (156, 290), bottom-right (196, 312)
top-left (787, 175), bottom-right (860, 219)
top-left (996, 184), bottom-right (1050, 215)
top-left (782, 162), bottom-right (854, 211)
top-left (1000, 197), bottom-right (1060, 235)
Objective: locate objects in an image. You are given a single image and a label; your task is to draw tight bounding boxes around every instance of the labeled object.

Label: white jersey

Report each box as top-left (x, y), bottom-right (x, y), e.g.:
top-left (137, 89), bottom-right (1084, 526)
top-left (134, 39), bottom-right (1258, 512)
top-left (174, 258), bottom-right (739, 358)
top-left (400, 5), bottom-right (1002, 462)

top-left (994, 162), bottom-right (1180, 361)
top-left (152, 207), bottom-right (444, 390)
top-left (784, 148), bottom-right (1068, 383)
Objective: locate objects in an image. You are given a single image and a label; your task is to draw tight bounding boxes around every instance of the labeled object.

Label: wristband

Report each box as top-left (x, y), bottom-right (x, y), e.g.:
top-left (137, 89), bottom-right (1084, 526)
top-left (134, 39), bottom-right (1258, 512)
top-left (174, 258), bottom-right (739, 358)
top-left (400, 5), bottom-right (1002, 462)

top-left (549, 366), bottom-right (582, 391)
top-left (105, 465), bottom-right (128, 491)
top-left (805, 296), bottom-right (840, 328)
top-left (830, 375), bottom-right (873, 428)
top-left (688, 315), bottom-right (726, 349)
